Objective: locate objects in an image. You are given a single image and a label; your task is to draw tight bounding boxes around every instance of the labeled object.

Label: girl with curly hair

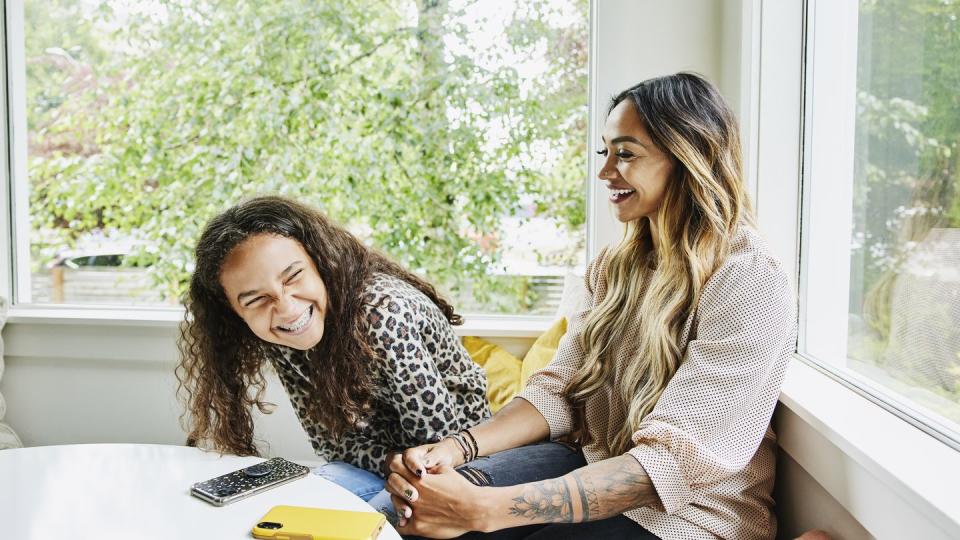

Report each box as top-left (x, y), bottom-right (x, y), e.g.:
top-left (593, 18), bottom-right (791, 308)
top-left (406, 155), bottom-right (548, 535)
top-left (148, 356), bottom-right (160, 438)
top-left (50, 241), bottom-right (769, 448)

top-left (176, 195), bottom-right (490, 519)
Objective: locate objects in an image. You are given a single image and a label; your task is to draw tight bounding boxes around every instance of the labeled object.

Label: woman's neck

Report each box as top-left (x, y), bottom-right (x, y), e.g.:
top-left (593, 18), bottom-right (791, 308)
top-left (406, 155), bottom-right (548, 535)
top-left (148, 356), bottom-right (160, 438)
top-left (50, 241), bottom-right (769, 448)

top-left (646, 217), bottom-right (659, 252)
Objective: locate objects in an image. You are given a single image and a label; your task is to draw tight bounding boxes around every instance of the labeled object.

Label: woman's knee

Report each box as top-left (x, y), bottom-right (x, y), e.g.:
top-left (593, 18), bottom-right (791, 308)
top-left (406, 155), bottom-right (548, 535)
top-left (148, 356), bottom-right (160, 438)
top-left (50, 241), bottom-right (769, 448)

top-left (455, 441), bottom-right (586, 488)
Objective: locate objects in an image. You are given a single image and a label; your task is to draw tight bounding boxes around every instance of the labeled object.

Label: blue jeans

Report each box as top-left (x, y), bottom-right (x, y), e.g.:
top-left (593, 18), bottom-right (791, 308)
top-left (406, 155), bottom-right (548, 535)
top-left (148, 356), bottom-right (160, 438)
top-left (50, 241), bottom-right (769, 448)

top-left (313, 462), bottom-right (397, 524)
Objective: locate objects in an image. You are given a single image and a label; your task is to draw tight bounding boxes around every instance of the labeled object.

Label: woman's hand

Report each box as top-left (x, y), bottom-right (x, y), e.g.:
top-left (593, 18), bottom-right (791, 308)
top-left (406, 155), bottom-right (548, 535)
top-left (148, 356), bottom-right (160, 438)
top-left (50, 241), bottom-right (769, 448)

top-left (386, 460), bottom-right (492, 538)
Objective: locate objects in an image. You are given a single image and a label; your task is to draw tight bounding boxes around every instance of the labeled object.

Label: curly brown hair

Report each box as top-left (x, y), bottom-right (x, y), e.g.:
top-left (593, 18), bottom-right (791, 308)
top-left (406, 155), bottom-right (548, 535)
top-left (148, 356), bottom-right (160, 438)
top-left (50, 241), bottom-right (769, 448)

top-left (176, 195), bottom-right (462, 456)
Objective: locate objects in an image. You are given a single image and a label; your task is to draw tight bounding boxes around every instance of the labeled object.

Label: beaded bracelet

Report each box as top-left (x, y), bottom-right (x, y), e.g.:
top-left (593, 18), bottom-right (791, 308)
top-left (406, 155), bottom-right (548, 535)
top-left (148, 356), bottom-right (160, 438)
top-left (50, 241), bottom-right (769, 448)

top-left (462, 428), bottom-right (480, 460)
top-left (458, 432), bottom-right (474, 461)
top-left (445, 432), bottom-right (472, 463)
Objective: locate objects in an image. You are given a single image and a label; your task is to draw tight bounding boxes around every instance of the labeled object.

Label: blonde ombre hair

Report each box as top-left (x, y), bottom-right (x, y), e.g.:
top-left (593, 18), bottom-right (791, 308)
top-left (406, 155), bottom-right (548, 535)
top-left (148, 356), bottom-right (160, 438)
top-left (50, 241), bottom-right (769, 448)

top-left (565, 73), bottom-right (755, 455)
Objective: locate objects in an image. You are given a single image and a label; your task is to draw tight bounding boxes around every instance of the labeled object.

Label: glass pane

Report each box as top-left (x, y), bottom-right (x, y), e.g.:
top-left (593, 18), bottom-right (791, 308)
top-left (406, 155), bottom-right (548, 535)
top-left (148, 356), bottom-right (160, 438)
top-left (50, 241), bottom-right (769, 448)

top-left (848, 0), bottom-right (960, 430)
top-left (24, 0), bottom-right (588, 313)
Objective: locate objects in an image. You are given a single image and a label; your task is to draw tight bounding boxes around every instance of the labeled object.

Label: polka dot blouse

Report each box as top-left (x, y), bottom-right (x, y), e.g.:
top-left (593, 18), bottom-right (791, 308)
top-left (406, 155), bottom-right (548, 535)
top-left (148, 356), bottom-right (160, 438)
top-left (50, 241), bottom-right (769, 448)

top-left (269, 273), bottom-right (491, 476)
top-left (519, 226), bottom-right (797, 540)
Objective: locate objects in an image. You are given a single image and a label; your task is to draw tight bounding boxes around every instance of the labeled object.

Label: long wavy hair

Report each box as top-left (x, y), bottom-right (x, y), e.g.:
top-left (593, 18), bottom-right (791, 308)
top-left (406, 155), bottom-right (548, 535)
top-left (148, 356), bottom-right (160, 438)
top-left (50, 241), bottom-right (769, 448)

top-left (176, 195), bottom-right (462, 456)
top-left (565, 73), bottom-right (754, 455)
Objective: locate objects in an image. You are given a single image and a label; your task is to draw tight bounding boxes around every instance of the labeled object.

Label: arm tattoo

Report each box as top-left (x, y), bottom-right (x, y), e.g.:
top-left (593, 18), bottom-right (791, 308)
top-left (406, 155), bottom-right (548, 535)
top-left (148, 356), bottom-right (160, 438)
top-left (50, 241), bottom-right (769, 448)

top-left (507, 478), bottom-right (574, 523)
top-left (572, 472), bottom-right (601, 521)
top-left (570, 458), bottom-right (655, 521)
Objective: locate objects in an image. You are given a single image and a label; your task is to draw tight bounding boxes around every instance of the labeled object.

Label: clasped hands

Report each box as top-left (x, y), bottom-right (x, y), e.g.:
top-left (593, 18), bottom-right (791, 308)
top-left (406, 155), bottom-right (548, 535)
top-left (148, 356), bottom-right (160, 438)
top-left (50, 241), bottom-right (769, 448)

top-left (384, 438), bottom-right (492, 538)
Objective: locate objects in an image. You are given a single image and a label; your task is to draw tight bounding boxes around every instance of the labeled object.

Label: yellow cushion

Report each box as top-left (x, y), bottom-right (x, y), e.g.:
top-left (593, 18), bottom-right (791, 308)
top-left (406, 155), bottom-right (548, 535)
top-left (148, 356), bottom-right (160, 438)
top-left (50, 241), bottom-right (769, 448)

top-left (463, 318), bottom-right (569, 412)
top-left (520, 318), bottom-right (568, 386)
top-left (462, 336), bottom-right (522, 413)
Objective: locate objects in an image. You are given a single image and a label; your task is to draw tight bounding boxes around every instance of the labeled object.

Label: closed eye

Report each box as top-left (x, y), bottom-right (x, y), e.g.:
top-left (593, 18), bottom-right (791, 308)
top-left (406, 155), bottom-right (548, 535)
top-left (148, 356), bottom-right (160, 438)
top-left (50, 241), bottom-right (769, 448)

top-left (284, 268), bottom-right (303, 284)
top-left (244, 296), bottom-right (266, 308)
top-left (595, 148), bottom-right (608, 156)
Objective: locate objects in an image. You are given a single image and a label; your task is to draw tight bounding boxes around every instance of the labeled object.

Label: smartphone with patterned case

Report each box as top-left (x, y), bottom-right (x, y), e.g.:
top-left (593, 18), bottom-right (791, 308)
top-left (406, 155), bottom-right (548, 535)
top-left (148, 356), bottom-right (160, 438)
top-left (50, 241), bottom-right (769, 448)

top-left (190, 457), bottom-right (310, 506)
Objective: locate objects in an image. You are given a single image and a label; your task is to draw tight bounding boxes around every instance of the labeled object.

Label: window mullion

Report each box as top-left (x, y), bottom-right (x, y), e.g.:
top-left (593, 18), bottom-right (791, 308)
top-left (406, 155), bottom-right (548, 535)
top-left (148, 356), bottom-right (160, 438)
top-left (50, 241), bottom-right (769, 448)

top-left (5, 0), bottom-right (29, 304)
top-left (1, 0), bottom-right (12, 301)
top-left (753, 0), bottom-right (805, 292)
top-left (799, 0), bottom-right (860, 365)
top-left (586, 0), bottom-right (620, 259)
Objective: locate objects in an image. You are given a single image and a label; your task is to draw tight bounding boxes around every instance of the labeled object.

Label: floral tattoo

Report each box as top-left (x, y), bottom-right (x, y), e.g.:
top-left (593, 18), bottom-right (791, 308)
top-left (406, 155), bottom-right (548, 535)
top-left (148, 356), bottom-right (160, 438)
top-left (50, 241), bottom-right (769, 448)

top-left (505, 456), bottom-right (656, 524)
top-left (508, 479), bottom-right (574, 523)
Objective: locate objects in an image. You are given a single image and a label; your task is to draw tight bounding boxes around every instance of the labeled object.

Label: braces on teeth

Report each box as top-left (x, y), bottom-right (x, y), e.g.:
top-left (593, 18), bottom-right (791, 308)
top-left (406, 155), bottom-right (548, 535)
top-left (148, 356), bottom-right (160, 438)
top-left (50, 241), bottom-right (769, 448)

top-left (279, 306), bottom-right (311, 332)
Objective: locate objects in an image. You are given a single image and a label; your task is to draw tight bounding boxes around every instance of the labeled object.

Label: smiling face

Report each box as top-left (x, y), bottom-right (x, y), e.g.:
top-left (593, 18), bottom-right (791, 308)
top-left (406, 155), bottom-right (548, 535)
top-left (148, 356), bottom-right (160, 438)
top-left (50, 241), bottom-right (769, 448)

top-left (219, 234), bottom-right (329, 350)
top-left (597, 99), bottom-right (676, 223)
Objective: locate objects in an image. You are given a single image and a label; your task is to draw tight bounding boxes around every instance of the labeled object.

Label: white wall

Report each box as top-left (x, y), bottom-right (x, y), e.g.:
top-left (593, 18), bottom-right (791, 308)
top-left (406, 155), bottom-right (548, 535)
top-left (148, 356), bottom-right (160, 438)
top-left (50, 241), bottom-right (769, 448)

top-left (775, 450), bottom-right (873, 540)
top-left (0, 321), bottom-right (319, 460)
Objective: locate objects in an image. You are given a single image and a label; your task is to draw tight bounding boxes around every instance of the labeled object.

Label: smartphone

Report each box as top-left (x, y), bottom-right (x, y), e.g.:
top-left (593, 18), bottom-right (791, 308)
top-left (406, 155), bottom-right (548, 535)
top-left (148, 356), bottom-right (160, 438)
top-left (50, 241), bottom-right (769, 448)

top-left (252, 505), bottom-right (387, 540)
top-left (190, 457), bottom-right (310, 506)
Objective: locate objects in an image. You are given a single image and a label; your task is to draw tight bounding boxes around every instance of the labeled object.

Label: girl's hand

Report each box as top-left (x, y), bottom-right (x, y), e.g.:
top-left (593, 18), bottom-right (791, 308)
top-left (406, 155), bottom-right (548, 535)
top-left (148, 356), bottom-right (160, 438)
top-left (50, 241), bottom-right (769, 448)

top-left (386, 463), bottom-right (491, 538)
top-left (399, 437), bottom-right (465, 477)
top-left (382, 440), bottom-right (464, 525)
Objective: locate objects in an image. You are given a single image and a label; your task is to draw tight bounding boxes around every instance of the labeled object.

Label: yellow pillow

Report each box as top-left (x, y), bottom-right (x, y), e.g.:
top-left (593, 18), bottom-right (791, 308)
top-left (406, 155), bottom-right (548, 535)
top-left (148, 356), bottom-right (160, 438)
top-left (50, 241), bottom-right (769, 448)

top-left (462, 336), bottom-right (522, 413)
top-left (520, 318), bottom-right (568, 386)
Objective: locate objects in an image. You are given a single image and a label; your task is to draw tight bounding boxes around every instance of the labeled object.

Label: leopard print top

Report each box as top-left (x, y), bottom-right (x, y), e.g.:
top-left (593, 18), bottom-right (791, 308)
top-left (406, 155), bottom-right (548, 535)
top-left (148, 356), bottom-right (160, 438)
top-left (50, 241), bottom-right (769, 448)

top-left (268, 272), bottom-right (490, 475)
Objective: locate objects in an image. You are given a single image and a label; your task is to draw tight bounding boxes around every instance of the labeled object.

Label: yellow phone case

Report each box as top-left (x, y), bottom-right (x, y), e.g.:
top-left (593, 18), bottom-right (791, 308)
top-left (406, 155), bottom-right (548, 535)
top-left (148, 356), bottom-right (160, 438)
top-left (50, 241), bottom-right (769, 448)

top-left (252, 505), bottom-right (386, 540)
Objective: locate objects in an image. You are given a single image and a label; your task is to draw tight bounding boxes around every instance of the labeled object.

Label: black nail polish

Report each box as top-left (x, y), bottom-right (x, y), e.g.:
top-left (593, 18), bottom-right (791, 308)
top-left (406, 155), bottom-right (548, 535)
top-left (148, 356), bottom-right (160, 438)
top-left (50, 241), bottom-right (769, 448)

top-left (415, 469), bottom-right (423, 477)
top-left (404, 488), bottom-right (414, 500)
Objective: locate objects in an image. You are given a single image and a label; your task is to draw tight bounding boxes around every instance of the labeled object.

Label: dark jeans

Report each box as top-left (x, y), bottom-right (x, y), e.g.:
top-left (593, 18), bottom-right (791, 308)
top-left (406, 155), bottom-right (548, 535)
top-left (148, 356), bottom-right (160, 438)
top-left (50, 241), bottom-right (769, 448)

top-left (406, 441), bottom-right (659, 540)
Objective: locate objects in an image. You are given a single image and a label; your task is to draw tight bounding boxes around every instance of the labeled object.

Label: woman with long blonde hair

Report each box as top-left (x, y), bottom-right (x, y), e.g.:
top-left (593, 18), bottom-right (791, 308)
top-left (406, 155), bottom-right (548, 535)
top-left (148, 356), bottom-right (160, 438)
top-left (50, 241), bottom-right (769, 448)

top-left (382, 72), bottom-right (796, 540)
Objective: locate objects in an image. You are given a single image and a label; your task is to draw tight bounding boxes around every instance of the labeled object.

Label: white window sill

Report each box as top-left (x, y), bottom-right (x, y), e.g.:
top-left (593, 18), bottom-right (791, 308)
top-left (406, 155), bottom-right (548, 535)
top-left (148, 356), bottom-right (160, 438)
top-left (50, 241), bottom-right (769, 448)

top-left (2, 305), bottom-right (552, 361)
top-left (777, 357), bottom-right (960, 539)
top-left (7, 305), bottom-right (186, 326)
top-left (6, 304), bottom-right (553, 334)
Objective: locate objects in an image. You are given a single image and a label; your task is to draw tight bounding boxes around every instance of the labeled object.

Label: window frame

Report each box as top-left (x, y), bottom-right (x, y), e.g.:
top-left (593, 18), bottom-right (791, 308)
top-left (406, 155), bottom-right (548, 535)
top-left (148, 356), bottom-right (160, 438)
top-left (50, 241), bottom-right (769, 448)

top-left (796, 0), bottom-right (960, 453)
top-left (4, 0), bottom-right (29, 307)
top-left (757, 1), bottom-right (960, 533)
top-left (2, 0), bottom-right (605, 329)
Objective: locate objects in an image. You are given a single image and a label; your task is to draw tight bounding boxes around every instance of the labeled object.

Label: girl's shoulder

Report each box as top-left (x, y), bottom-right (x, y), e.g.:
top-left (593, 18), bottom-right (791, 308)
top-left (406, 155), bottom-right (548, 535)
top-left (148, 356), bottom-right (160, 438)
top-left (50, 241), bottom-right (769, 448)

top-left (360, 272), bottom-right (436, 316)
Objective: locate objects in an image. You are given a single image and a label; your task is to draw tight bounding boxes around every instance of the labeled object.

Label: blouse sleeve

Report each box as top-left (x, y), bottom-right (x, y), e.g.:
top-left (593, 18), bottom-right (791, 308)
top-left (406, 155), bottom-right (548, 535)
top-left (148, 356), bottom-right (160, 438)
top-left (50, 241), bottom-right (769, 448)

top-left (626, 252), bottom-right (796, 515)
top-left (365, 289), bottom-right (490, 445)
top-left (517, 249), bottom-right (608, 436)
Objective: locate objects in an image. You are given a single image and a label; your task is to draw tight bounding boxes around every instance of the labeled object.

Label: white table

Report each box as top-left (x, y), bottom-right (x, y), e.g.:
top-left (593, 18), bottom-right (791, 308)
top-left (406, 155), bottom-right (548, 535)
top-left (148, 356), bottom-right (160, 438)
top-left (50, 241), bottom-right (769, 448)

top-left (0, 443), bottom-right (401, 539)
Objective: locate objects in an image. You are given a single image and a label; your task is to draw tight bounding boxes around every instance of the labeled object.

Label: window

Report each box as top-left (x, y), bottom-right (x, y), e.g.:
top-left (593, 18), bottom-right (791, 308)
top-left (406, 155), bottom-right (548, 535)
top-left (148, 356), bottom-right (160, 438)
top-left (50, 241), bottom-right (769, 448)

top-left (17, 0), bottom-right (588, 314)
top-left (801, 0), bottom-right (960, 445)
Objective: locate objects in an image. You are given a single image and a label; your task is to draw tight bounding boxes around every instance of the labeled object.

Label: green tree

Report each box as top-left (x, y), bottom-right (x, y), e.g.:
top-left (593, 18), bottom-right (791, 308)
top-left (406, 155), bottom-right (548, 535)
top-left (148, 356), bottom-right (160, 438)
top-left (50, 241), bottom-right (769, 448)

top-left (27, 0), bottom-right (588, 311)
top-left (854, 0), bottom-right (960, 295)
top-left (851, 0), bottom-right (960, 408)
